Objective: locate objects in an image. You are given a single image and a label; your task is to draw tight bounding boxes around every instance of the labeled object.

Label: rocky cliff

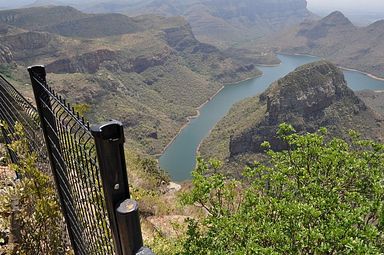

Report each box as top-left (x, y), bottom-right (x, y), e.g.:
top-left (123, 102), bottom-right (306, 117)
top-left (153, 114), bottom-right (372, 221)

top-left (200, 61), bottom-right (384, 167)
top-left (45, 49), bottom-right (173, 74)
top-left (0, 45), bottom-right (12, 63)
top-left (44, 17), bottom-right (260, 83)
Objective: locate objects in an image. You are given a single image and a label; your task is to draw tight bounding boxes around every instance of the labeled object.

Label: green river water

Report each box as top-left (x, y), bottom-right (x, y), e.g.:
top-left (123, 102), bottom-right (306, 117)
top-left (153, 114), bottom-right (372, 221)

top-left (159, 54), bottom-right (384, 181)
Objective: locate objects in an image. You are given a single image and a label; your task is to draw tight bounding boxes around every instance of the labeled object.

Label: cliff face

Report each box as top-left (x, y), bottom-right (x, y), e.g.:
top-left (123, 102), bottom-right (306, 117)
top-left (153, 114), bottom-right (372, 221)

top-left (45, 49), bottom-right (173, 74)
top-left (0, 46), bottom-right (12, 63)
top-left (44, 21), bottom-right (259, 83)
top-left (229, 61), bottom-right (383, 156)
top-left (0, 31), bottom-right (60, 64)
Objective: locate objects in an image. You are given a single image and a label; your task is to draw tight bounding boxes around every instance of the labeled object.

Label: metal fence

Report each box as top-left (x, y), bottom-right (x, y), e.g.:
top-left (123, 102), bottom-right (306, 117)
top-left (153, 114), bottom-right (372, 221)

top-left (0, 74), bottom-right (44, 165)
top-left (0, 66), bottom-right (152, 255)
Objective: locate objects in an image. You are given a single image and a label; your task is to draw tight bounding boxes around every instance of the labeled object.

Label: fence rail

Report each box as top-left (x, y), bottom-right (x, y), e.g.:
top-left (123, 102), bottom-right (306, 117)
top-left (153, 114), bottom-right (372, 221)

top-left (0, 66), bottom-right (152, 255)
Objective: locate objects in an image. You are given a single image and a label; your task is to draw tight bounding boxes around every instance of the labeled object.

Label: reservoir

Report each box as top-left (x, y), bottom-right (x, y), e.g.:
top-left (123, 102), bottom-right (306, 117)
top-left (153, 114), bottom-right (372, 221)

top-left (159, 54), bottom-right (384, 181)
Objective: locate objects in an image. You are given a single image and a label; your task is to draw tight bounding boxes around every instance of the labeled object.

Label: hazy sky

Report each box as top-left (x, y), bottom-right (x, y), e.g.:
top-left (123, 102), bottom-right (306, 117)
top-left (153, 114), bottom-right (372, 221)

top-left (2, 0), bottom-right (384, 15)
top-left (307, 0), bottom-right (384, 13)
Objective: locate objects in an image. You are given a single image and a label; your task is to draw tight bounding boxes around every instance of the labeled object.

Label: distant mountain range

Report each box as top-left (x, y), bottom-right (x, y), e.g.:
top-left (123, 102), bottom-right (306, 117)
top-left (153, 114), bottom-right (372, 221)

top-left (274, 11), bottom-right (384, 78)
top-left (13, 0), bottom-right (315, 48)
top-left (200, 61), bottom-right (384, 174)
top-left (91, 0), bottom-right (315, 47)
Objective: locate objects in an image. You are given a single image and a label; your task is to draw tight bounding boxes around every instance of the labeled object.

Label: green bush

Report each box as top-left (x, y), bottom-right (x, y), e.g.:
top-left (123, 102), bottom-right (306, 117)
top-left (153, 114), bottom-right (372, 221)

top-left (180, 124), bottom-right (384, 254)
top-left (0, 123), bottom-right (70, 255)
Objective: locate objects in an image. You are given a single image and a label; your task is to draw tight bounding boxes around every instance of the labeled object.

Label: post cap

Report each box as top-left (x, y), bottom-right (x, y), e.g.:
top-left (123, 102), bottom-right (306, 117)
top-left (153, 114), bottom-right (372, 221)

top-left (27, 65), bottom-right (46, 77)
top-left (90, 120), bottom-right (125, 143)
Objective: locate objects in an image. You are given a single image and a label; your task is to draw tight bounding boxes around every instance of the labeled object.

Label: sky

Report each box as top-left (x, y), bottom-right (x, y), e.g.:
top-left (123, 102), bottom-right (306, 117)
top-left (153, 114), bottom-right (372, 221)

top-left (307, 0), bottom-right (384, 13)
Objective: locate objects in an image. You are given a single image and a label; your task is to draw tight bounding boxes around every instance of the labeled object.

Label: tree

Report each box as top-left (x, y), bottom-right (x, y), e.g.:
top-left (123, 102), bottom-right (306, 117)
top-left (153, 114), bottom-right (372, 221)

top-left (180, 124), bottom-right (384, 254)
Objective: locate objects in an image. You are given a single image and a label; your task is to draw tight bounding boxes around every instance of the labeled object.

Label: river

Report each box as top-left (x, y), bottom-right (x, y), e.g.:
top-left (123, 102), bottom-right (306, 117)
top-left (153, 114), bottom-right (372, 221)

top-left (159, 54), bottom-right (384, 181)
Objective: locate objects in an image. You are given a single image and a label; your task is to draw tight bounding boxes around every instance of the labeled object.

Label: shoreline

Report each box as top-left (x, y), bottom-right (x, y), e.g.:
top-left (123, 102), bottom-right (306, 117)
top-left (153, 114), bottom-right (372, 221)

top-left (254, 63), bottom-right (281, 67)
top-left (159, 84), bottom-right (225, 155)
top-left (279, 52), bottom-right (384, 82)
top-left (193, 54), bottom-right (384, 157)
top-left (159, 53), bottom-right (384, 179)
top-left (339, 67), bottom-right (384, 82)
top-left (159, 73), bottom-right (264, 156)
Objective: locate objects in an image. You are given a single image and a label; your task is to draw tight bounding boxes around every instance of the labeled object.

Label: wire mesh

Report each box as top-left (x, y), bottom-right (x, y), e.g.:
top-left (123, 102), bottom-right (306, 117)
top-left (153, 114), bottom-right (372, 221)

top-left (0, 72), bottom-right (116, 254)
top-left (0, 75), bottom-right (45, 162)
top-left (29, 72), bottom-right (115, 255)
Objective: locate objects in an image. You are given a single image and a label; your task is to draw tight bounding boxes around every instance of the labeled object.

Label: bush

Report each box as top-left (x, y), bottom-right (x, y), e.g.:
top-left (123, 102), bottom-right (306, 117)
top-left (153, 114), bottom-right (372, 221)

top-left (180, 124), bottom-right (384, 254)
top-left (0, 123), bottom-right (70, 254)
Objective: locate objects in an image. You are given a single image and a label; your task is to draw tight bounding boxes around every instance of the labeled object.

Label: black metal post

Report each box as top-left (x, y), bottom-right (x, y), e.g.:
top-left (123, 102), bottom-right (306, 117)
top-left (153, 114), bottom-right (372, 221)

top-left (91, 120), bottom-right (131, 255)
top-left (28, 65), bottom-right (83, 254)
top-left (116, 199), bottom-right (143, 255)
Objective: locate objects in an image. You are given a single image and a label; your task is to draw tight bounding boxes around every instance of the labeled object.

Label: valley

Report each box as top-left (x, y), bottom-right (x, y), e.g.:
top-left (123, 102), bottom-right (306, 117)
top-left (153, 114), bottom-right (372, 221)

top-left (161, 54), bottom-right (384, 180)
top-left (1, 1), bottom-right (384, 254)
top-left (0, 5), bottom-right (263, 154)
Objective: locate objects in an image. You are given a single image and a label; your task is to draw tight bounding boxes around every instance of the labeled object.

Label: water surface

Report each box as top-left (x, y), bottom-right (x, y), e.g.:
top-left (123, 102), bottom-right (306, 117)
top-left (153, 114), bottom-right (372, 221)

top-left (160, 54), bottom-right (384, 181)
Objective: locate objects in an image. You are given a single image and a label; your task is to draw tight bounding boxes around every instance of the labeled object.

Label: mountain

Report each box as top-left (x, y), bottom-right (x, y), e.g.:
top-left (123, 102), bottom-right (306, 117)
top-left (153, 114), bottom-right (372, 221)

top-left (200, 61), bottom-right (384, 174)
top-left (0, 6), bottom-right (262, 155)
top-left (0, 6), bottom-right (88, 30)
top-left (69, 0), bottom-right (314, 48)
top-left (274, 11), bottom-right (384, 79)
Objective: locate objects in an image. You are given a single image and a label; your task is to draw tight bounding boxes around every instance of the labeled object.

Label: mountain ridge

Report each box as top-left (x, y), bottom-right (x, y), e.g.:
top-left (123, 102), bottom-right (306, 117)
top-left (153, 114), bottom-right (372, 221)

top-left (27, 0), bottom-right (314, 48)
top-left (274, 11), bottom-right (384, 78)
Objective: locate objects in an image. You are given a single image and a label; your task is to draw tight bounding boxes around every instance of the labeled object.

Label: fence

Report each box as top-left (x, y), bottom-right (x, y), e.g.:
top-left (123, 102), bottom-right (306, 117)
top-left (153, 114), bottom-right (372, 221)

top-left (0, 74), bottom-right (44, 166)
top-left (0, 66), bottom-right (153, 255)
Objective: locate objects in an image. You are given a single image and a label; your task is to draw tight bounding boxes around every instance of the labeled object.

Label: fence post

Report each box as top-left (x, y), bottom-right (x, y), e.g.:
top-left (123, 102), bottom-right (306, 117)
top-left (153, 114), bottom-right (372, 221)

top-left (27, 65), bottom-right (82, 254)
top-left (91, 121), bottom-right (146, 255)
top-left (116, 199), bottom-right (143, 255)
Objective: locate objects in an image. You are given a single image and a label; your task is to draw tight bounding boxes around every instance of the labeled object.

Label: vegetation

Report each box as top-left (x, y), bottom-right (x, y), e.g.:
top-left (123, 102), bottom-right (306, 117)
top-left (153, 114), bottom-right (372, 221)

top-left (0, 124), bottom-right (69, 254)
top-left (0, 65), bottom-right (12, 79)
top-left (176, 124), bottom-right (384, 254)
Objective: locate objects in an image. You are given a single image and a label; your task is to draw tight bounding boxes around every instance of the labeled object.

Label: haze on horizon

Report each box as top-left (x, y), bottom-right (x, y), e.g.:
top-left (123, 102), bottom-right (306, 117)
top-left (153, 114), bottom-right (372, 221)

top-left (1, 0), bottom-right (384, 24)
top-left (307, 0), bottom-right (384, 13)
top-left (0, 0), bottom-right (383, 12)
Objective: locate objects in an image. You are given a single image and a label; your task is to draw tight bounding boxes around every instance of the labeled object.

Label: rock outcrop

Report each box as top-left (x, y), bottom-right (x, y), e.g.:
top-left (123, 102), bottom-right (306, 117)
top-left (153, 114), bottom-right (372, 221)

top-left (229, 61), bottom-right (384, 155)
top-left (0, 31), bottom-right (52, 51)
top-left (0, 45), bottom-right (13, 63)
top-left (45, 49), bottom-right (174, 74)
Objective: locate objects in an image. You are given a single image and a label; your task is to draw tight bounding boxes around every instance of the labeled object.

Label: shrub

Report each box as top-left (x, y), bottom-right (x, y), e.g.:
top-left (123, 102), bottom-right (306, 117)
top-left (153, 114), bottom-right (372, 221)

top-left (180, 124), bottom-right (384, 254)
